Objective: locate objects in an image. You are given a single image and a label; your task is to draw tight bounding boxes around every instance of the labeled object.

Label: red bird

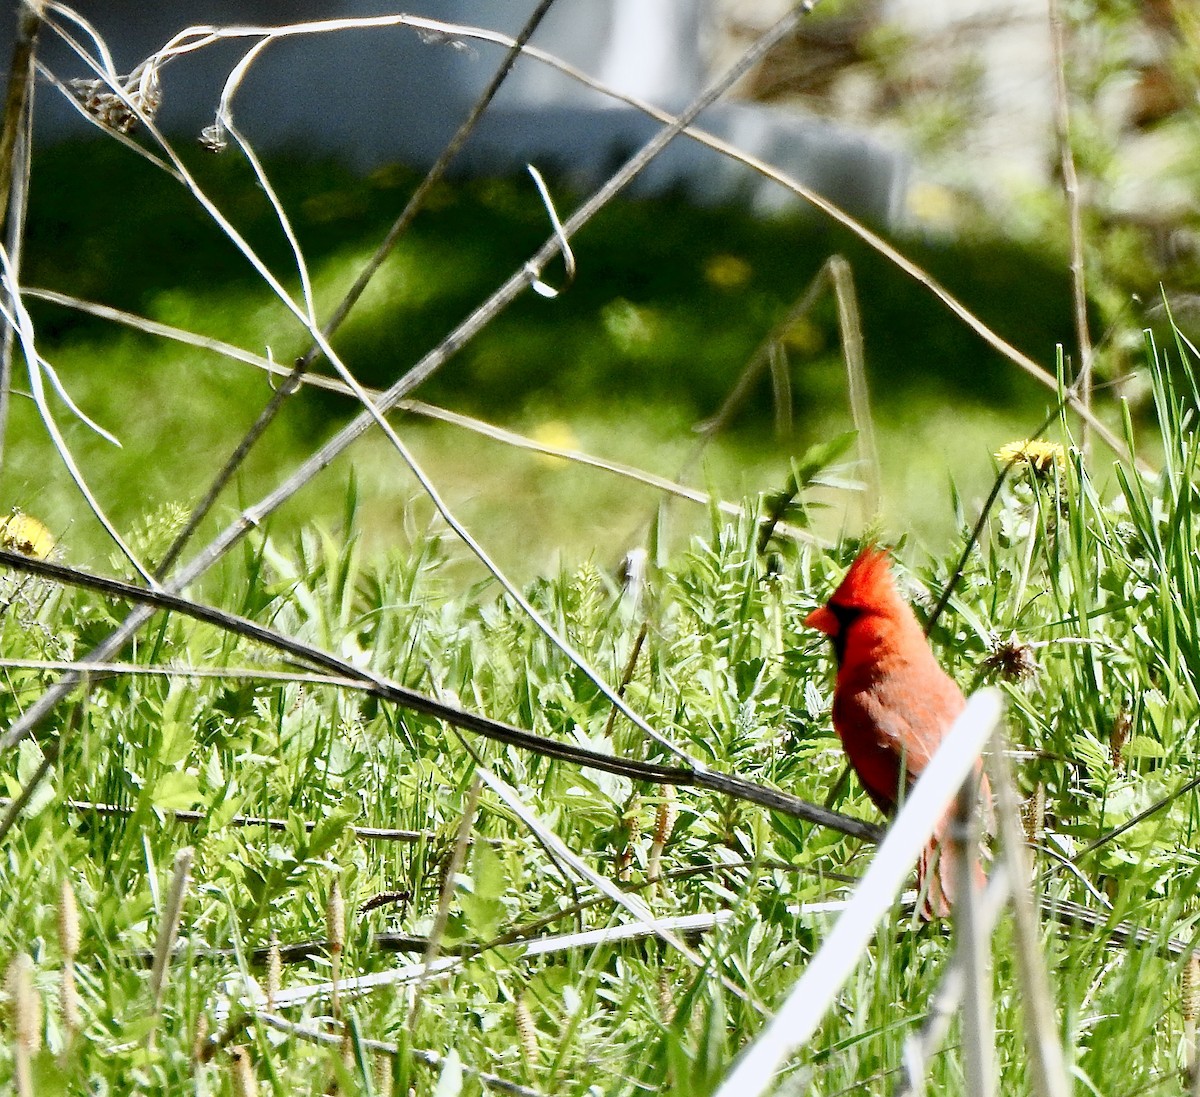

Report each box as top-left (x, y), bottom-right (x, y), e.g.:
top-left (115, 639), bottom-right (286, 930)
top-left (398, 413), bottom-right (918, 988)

top-left (805, 546), bottom-right (988, 918)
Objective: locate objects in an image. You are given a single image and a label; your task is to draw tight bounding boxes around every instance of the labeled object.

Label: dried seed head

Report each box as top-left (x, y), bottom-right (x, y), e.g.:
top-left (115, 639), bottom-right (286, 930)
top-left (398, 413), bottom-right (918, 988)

top-left (514, 994), bottom-right (538, 1069)
top-left (60, 965), bottom-right (79, 1040)
top-left (230, 1046), bottom-right (258, 1097)
top-left (375, 1055), bottom-right (394, 1097)
top-left (984, 631), bottom-right (1040, 683)
top-left (7, 953), bottom-right (40, 1054)
top-left (1021, 782), bottom-right (1046, 850)
top-left (653, 787), bottom-right (678, 847)
top-left (617, 795), bottom-right (642, 882)
top-left (68, 62), bottom-right (162, 135)
top-left (1185, 952), bottom-right (1200, 1024)
top-left (58, 879), bottom-right (80, 962)
top-left (1111, 709), bottom-right (1132, 772)
top-left (657, 966), bottom-right (675, 1024)
top-left (326, 879), bottom-right (345, 956)
top-left (266, 936), bottom-right (281, 1012)
top-left (625, 794), bottom-right (643, 846)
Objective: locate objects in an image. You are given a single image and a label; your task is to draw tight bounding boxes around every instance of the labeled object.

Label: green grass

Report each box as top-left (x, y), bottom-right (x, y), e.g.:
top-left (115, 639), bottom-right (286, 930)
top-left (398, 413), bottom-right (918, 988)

top-left (0, 110), bottom-right (1193, 1096)
top-left (3, 332), bottom-right (1200, 1094)
top-left (3, 140), bottom-right (1104, 580)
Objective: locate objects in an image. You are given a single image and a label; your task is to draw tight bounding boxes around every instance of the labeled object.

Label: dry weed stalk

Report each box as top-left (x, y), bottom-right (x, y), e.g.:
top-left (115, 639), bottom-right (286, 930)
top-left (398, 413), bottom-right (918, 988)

top-left (148, 847), bottom-right (193, 1032)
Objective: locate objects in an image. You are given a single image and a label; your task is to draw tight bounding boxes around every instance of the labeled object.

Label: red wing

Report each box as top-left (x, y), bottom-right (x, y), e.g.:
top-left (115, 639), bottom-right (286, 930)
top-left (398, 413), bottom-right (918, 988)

top-left (832, 665), bottom-right (964, 812)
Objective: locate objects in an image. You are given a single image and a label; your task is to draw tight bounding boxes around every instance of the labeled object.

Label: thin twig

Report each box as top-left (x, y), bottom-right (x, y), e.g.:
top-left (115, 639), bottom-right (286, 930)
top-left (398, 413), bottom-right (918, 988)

top-left (894, 867), bottom-right (1012, 1097)
top-left (924, 392), bottom-right (1076, 636)
top-left (0, 249), bottom-right (152, 580)
top-left (154, 359), bottom-right (307, 578)
top-left (0, 793), bottom-right (499, 844)
top-left (479, 760), bottom-right (765, 1009)
top-left (0, 2), bottom-right (40, 235)
top-left (252, 1011), bottom-right (546, 1097)
top-left (987, 741), bottom-right (1072, 1097)
top-left (20, 287), bottom-right (819, 543)
top-left (147, 847), bottom-right (194, 1036)
top-left (1072, 772), bottom-right (1200, 863)
top-left (951, 773), bottom-right (994, 1097)
top-left (680, 262), bottom-right (833, 484)
top-left (892, 859), bottom-right (1012, 1089)
top-left (1049, 0), bottom-right (1094, 453)
top-left (154, 0), bottom-right (562, 573)
top-left (0, 5), bottom-right (37, 472)
top-left (602, 623), bottom-right (648, 739)
top-left (52, 6), bottom-right (1139, 470)
top-left (0, 547), bottom-right (884, 842)
top-left (315, 0), bottom-right (562, 345)
top-left (408, 776), bottom-right (481, 1031)
top-left (828, 256), bottom-right (881, 521)
top-left (124, 861), bottom-right (852, 969)
top-left (0, 656), bottom-right (379, 688)
top-left (3, 2), bottom-right (832, 802)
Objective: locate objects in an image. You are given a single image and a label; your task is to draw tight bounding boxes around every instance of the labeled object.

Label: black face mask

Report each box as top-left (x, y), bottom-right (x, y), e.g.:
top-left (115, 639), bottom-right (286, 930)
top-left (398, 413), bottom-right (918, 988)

top-left (825, 601), bottom-right (861, 667)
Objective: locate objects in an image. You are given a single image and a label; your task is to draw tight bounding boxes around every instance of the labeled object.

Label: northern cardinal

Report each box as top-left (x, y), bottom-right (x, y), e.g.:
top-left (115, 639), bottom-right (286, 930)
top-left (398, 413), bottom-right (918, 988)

top-left (805, 546), bottom-right (988, 918)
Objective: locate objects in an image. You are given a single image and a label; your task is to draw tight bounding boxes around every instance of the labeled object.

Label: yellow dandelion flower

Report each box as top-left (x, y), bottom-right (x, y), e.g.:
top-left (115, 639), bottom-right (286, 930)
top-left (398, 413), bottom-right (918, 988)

top-left (529, 421), bottom-right (579, 466)
top-left (703, 253), bottom-right (752, 289)
top-left (906, 182), bottom-right (960, 232)
top-left (995, 439), bottom-right (1066, 476)
top-left (0, 512), bottom-right (55, 559)
top-left (780, 317), bottom-right (824, 356)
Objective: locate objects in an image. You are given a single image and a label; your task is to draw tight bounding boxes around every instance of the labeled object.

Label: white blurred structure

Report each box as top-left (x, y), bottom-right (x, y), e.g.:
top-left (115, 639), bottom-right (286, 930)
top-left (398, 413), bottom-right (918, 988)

top-left (885, 0), bottom-right (1055, 189)
top-left (22, 0), bottom-right (908, 223)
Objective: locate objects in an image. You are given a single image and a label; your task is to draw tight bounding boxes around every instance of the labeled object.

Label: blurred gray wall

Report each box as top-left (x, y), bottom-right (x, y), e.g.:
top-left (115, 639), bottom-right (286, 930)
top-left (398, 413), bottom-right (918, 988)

top-left (19, 0), bottom-right (907, 221)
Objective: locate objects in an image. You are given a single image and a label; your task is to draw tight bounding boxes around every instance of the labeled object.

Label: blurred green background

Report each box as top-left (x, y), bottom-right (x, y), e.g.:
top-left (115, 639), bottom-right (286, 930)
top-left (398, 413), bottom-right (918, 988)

top-left (9, 141), bottom-right (1098, 580)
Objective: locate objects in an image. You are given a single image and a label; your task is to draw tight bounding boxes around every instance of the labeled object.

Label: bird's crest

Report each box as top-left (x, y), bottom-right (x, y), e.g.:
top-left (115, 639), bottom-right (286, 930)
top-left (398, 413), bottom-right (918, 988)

top-left (829, 545), bottom-right (899, 611)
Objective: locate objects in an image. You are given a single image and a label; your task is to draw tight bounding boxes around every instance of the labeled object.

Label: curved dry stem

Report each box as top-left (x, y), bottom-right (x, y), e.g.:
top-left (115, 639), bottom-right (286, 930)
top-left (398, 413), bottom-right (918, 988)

top-left (6, 4), bottom-right (823, 757)
top-left (23, 288), bottom-right (818, 543)
top-left (0, 546), bottom-right (885, 844)
top-left (0, 248), bottom-right (152, 582)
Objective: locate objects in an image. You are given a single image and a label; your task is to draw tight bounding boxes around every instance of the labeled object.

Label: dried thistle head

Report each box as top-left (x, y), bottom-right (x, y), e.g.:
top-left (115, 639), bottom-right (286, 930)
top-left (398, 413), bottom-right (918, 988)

top-left (984, 631), bottom-right (1040, 683)
top-left (68, 61), bottom-right (161, 135)
top-left (995, 439), bottom-right (1067, 480)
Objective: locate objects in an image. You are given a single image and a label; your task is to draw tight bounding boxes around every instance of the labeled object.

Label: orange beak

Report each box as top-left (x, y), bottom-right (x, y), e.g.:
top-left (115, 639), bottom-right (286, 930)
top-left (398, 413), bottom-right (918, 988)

top-left (804, 605), bottom-right (840, 637)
